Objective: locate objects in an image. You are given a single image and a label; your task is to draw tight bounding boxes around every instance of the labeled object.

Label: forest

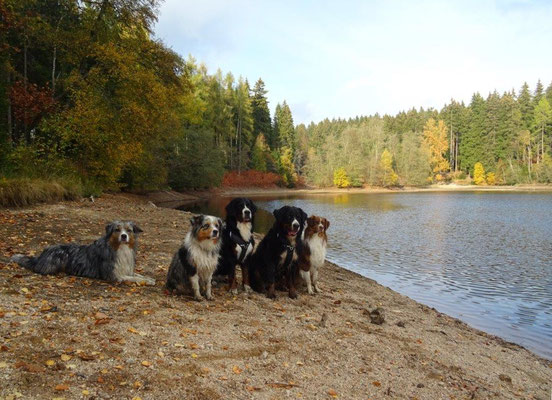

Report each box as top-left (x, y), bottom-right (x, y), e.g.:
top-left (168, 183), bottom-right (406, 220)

top-left (1, 0), bottom-right (551, 203)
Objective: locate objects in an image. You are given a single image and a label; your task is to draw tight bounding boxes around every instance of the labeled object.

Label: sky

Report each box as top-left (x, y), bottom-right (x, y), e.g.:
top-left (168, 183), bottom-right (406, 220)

top-left (154, 0), bottom-right (552, 125)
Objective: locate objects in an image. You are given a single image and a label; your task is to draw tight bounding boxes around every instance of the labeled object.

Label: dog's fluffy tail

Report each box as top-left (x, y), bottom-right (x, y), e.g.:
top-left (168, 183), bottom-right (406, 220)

top-left (10, 254), bottom-right (37, 270)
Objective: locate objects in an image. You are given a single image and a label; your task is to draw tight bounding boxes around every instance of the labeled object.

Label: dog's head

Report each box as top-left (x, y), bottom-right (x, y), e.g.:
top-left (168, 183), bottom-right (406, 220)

top-left (273, 206), bottom-right (307, 240)
top-left (190, 215), bottom-right (223, 244)
top-left (225, 197), bottom-right (257, 224)
top-left (305, 215), bottom-right (330, 239)
top-left (106, 221), bottom-right (142, 249)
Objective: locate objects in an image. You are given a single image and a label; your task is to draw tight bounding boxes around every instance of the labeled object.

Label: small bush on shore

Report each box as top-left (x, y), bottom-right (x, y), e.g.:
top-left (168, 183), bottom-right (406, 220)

top-left (0, 178), bottom-right (82, 208)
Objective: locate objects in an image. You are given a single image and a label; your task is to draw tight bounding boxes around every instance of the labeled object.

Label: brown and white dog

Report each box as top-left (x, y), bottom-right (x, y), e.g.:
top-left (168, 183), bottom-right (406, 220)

top-left (297, 215), bottom-right (329, 294)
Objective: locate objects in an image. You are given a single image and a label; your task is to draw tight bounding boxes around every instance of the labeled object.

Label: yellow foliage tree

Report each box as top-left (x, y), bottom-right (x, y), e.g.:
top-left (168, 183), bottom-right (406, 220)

top-left (473, 162), bottom-right (486, 185)
top-left (486, 172), bottom-right (496, 185)
top-left (423, 118), bottom-right (450, 179)
top-left (333, 167), bottom-right (351, 188)
top-left (379, 149), bottom-right (398, 187)
top-left (279, 147), bottom-right (298, 187)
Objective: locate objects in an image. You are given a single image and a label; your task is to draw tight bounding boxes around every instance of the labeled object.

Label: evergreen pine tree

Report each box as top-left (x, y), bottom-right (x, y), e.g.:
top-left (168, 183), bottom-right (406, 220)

top-left (251, 78), bottom-right (273, 148)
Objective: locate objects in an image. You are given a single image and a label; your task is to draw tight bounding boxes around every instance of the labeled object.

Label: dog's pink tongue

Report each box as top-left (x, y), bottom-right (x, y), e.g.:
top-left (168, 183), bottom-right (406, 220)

top-left (288, 230), bottom-right (297, 236)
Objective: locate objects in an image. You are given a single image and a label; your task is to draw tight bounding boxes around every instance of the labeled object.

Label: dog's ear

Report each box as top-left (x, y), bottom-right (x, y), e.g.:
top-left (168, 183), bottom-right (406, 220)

top-left (105, 222), bottom-right (117, 237)
top-left (190, 215), bottom-right (204, 227)
top-left (300, 209), bottom-right (308, 225)
top-left (273, 207), bottom-right (282, 220)
top-left (323, 218), bottom-right (330, 230)
top-left (131, 222), bottom-right (143, 234)
top-left (217, 218), bottom-right (223, 230)
top-left (247, 199), bottom-right (257, 213)
top-left (224, 200), bottom-right (234, 217)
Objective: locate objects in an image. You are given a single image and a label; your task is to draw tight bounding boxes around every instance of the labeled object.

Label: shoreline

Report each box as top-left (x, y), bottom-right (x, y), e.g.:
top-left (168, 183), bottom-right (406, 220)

top-left (0, 194), bottom-right (550, 399)
top-left (218, 183), bottom-right (552, 197)
top-left (142, 184), bottom-right (552, 207)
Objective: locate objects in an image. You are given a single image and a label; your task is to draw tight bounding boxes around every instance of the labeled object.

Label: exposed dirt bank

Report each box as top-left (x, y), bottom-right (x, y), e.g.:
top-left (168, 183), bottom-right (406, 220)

top-left (0, 194), bottom-right (550, 399)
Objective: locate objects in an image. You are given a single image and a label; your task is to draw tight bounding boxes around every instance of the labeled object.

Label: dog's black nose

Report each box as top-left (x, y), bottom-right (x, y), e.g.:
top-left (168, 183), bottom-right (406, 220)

top-left (292, 222), bottom-right (300, 230)
top-left (212, 229), bottom-right (218, 236)
top-left (244, 210), bottom-right (251, 217)
top-left (121, 233), bottom-right (127, 240)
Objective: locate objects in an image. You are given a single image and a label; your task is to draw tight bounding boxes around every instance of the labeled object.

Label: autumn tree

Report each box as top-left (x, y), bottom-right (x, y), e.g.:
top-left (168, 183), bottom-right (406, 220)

top-left (333, 167), bottom-right (350, 188)
top-left (423, 118), bottom-right (450, 180)
top-left (379, 149), bottom-right (398, 187)
top-left (473, 162), bottom-right (486, 185)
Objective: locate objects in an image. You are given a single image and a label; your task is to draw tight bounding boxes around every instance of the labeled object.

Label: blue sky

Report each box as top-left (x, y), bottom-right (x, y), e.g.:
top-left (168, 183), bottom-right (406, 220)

top-left (154, 0), bottom-right (552, 125)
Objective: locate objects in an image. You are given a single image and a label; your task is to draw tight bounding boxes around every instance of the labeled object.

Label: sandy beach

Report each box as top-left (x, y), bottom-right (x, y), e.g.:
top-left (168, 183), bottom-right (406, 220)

top-left (0, 194), bottom-right (550, 399)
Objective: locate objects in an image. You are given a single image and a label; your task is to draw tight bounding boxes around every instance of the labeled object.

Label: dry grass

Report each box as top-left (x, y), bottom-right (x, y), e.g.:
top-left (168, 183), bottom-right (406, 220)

top-left (0, 178), bottom-right (82, 208)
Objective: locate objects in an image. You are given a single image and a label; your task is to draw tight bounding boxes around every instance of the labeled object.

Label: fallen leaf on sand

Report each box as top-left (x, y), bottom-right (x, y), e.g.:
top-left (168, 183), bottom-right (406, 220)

top-left (372, 381), bottom-right (381, 387)
top-left (267, 382), bottom-right (296, 389)
top-left (141, 361), bottom-right (151, 367)
top-left (328, 388), bottom-right (338, 397)
top-left (0, 361), bottom-right (8, 368)
top-left (54, 384), bottom-right (69, 391)
top-left (233, 365), bottom-right (242, 374)
top-left (45, 359), bottom-right (56, 366)
top-left (60, 354), bottom-right (71, 362)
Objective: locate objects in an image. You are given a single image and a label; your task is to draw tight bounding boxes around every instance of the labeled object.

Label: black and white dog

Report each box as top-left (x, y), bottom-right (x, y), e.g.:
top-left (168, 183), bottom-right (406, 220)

top-left (249, 206), bottom-right (307, 299)
top-left (11, 221), bottom-right (154, 285)
top-left (216, 198), bottom-right (257, 294)
top-left (166, 215), bottom-right (222, 301)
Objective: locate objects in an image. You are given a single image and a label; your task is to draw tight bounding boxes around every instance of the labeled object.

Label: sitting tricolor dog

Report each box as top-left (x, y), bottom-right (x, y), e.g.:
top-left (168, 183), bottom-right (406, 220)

top-left (249, 205), bottom-right (307, 299)
top-left (216, 197), bottom-right (257, 294)
top-left (297, 215), bottom-right (330, 294)
top-left (11, 221), bottom-right (154, 285)
top-left (166, 215), bottom-right (222, 301)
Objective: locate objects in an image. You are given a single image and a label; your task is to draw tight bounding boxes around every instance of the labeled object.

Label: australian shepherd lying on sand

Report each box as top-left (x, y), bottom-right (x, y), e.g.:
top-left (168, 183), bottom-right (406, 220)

top-left (216, 197), bottom-right (257, 294)
top-left (11, 221), bottom-right (155, 285)
top-left (249, 205), bottom-right (307, 299)
top-left (297, 215), bottom-right (329, 294)
top-left (166, 215), bottom-right (222, 301)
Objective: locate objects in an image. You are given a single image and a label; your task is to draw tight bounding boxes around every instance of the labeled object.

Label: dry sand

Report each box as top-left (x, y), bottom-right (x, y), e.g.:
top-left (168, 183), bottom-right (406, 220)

top-left (0, 194), bottom-right (550, 399)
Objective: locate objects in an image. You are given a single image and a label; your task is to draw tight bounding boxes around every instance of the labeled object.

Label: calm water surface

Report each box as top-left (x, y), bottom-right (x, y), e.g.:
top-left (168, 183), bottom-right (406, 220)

top-left (179, 192), bottom-right (552, 359)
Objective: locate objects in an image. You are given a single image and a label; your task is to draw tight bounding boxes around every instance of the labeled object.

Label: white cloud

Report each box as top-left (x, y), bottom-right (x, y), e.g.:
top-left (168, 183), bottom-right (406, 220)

top-left (155, 0), bottom-right (552, 124)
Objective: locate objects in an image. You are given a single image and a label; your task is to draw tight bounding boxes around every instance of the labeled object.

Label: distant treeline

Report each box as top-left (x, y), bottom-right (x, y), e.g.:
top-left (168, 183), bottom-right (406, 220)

top-left (1, 1), bottom-right (551, 197)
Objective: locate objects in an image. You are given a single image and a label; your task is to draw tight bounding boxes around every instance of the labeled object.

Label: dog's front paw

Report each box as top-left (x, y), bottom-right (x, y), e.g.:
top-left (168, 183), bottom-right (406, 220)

top-left (307, 288), bottom-right (315, 295)
top-left (243, 284), bottom-right (252, 294)
top-left (288, 289), bottom-right (298, 299)
top-left (229, 288), bottom-right (238, 296)
top-left (266, 291), bottom-right (276, 299)
top-left (145, 277), bottom-right (156, 286)
top-left (314, 285), bottom-right (321, 293)
top-left (194, 295), bottom-right (204, 302)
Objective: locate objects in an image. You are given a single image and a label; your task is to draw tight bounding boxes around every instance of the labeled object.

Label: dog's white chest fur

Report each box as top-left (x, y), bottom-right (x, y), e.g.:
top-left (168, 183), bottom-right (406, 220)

top-left (185, 235), bottom-right (219, 281)
top-left (113, 245), bottom-right (135, 279)
top-left (235, 222), bottom-right (254, 260)
top-left (307, 235), bottom-right (326, 268)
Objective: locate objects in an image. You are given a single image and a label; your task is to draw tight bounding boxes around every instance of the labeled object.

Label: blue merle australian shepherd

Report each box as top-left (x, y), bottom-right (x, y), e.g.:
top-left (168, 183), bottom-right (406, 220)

top-left (248, 205), bottom-right (307, 299)
top-left (216, 198), bottom-right (257, 294)
top-left (166, 215), bottom-right (222, 301)
top-left (11, 221), bottom-right (155, 285)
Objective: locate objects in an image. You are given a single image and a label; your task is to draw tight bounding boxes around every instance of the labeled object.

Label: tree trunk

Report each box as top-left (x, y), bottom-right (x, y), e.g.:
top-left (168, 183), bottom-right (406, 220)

top-left (7, 72), bottom-right (12, 143)
top-left (52, 45), bottom-right (57, 93)
top-left (23, 38), bottom-right (29, 144)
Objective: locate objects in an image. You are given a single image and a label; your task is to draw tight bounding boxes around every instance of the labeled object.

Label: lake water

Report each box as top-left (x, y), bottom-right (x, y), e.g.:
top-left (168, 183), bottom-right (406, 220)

top-left (178, 191), bottom-right (552, 359)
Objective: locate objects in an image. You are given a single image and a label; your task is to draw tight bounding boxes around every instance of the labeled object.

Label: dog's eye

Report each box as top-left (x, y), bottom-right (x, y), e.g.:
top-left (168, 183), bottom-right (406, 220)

top-left (202, 224), bottom-right (209, 230)
top-left (114, 228), bottom-right (121, 232)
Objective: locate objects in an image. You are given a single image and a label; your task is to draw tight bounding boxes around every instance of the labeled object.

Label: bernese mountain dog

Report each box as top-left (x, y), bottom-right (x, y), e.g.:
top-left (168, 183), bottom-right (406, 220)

top-left (166, 215), bottom-right (222, 301)
top-left (297, 215), bottom-right (330, 294)
top-left (216, 197), bottom-right (257, 294)
top-left (11, 221), bottom-right (154, 285)
top-left (248, 205), bottom-right (307, 299)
